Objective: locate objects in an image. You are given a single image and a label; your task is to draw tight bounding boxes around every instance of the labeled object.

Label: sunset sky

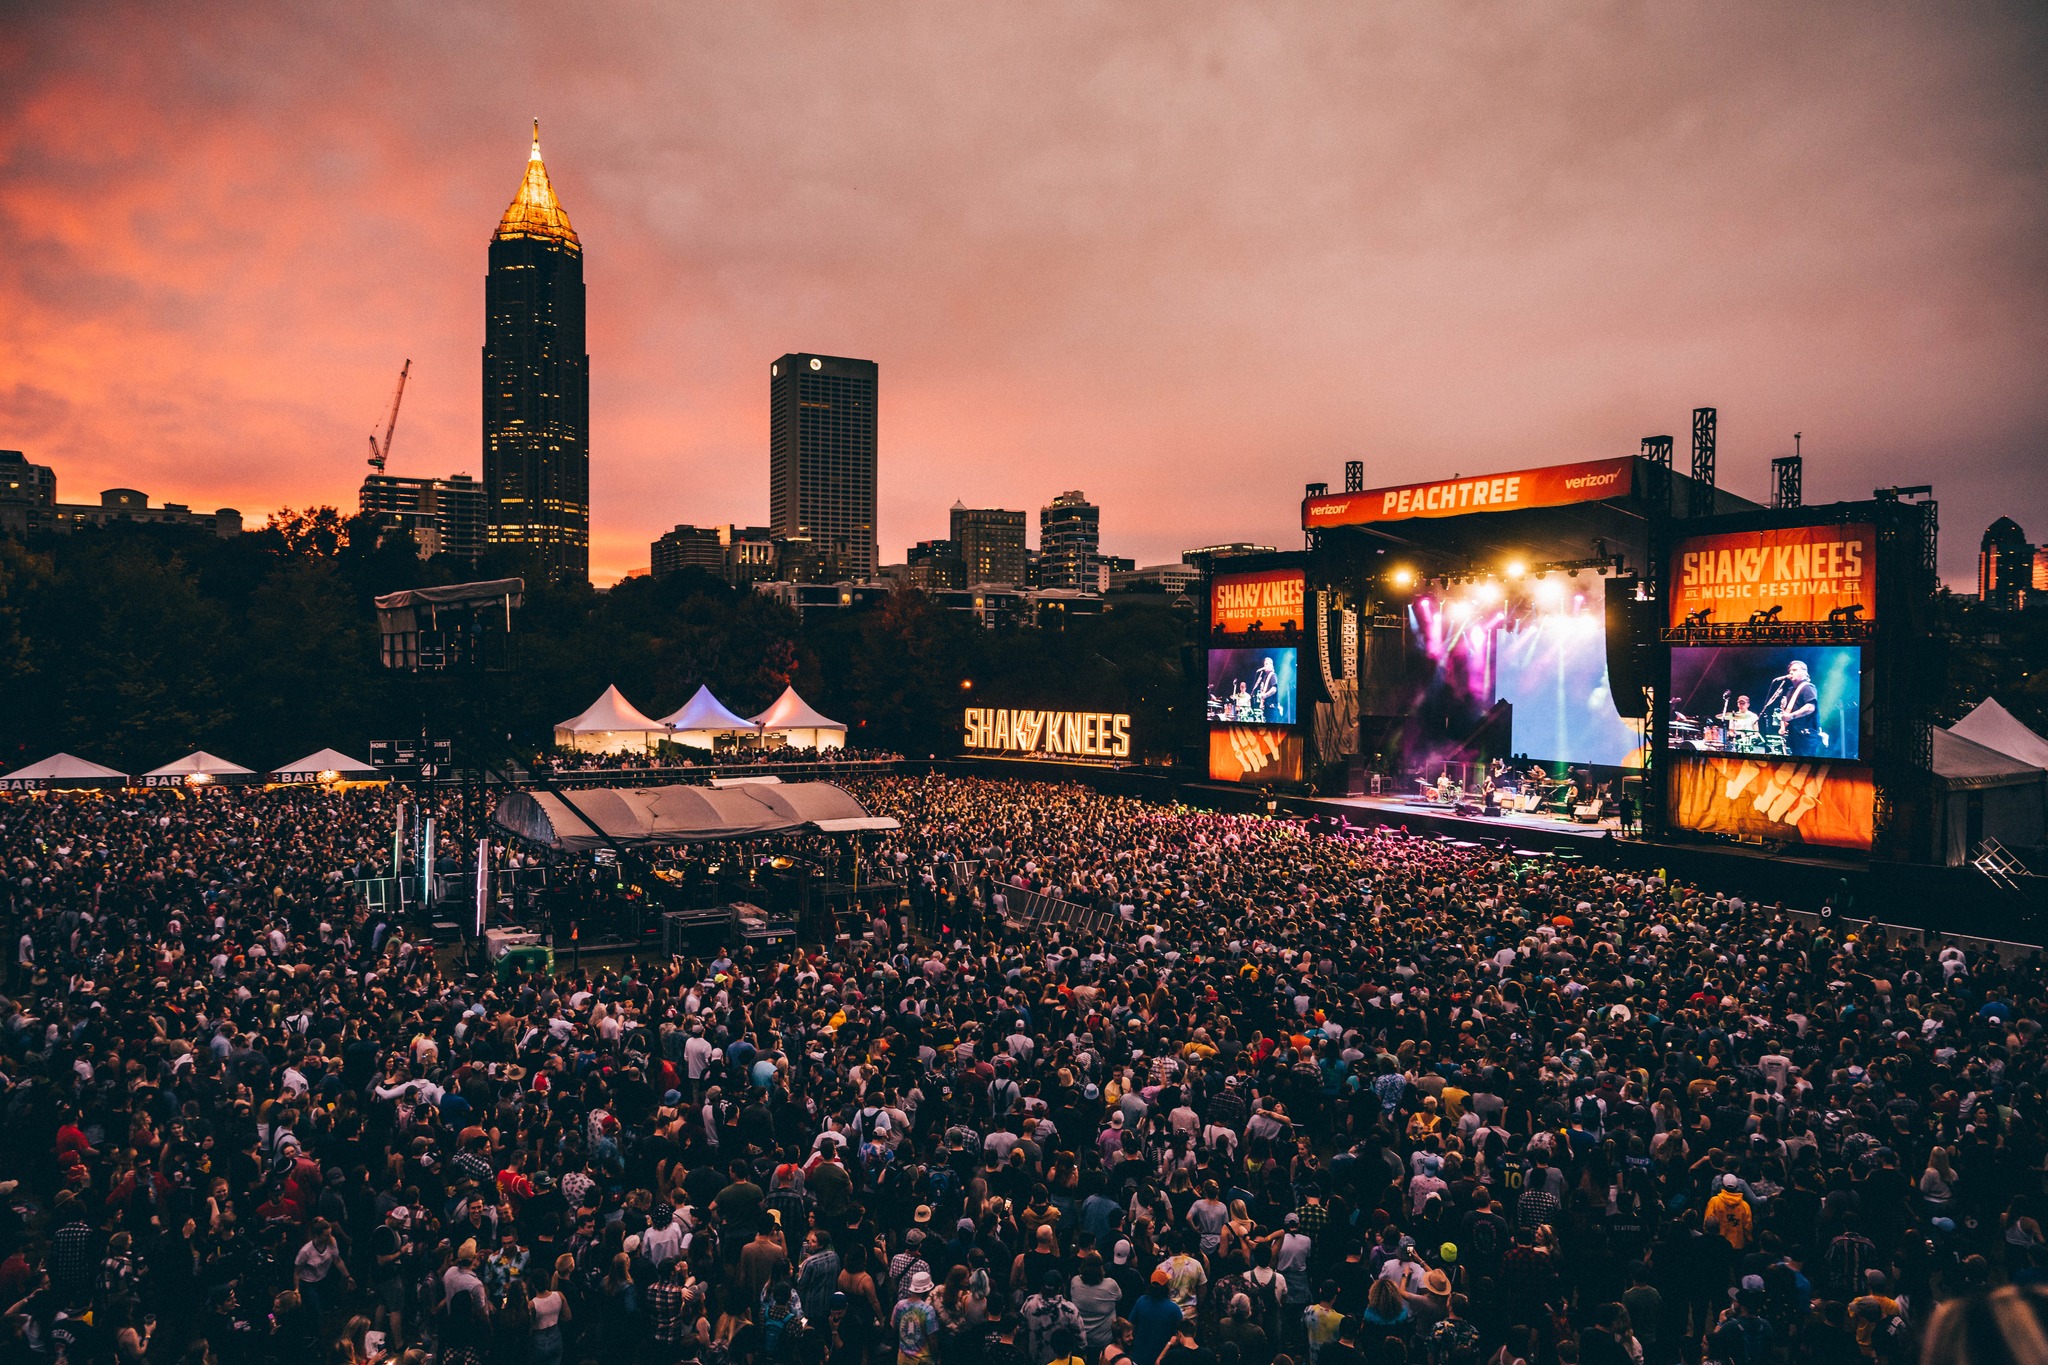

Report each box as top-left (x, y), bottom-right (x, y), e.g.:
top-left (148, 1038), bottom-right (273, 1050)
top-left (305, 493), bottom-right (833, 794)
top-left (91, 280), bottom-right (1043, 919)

top-left (3, 3), bottom-right (2044, 585)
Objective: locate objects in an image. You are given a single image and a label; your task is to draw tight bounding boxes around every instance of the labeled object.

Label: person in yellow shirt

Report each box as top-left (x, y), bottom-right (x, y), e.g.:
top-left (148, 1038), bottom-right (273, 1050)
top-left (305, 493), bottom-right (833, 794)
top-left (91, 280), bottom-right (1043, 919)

top-left (1705, 1175), bottom-right (1753, 1250)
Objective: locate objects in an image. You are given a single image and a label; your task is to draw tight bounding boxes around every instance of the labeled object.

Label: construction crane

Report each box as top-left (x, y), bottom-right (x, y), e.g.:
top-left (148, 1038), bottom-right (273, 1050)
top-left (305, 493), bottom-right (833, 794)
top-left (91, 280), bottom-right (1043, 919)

top-left (366, 359), bottom-right (412, 472)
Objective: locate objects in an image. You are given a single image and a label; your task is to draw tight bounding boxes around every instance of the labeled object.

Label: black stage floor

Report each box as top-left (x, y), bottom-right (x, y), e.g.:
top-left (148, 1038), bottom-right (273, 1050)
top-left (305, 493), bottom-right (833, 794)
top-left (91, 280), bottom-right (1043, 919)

top-left (1308, 793), bottom-right (1619, 851)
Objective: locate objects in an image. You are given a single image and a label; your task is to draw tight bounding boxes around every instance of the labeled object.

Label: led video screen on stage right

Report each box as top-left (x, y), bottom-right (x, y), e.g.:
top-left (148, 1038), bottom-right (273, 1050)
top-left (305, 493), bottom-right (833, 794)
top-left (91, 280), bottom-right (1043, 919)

top-left (1669, 644), bottom-right (1862, 761)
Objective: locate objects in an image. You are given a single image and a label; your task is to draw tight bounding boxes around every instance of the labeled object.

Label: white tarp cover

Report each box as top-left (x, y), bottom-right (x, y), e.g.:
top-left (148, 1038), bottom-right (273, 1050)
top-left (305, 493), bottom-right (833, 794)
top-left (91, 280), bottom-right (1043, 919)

top-left (1932, 727), bottom-right (2044, 789)
top-left (144, 751), bottom-right (258, 780)
top-left (660, 685), bottom-right (760, 742)
top-left (0, 752), bottom-right (128, 790)
top-left (272, 748), bottom-right (382, 779)
top-left (554, 685), bottom-right (669, 753)
top-left (1951, 698), bottom-right (2048, 771)
top-left (491, 780), bottom-right (897, 850)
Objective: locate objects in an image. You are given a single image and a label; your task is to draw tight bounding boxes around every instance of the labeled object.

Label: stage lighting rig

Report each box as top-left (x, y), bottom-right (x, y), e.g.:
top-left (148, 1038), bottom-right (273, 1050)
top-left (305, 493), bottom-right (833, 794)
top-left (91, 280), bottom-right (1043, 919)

top-left (1827, 603), bottom-right (1865, 623)
top-left (1684, 607), bottom-right (1712, 627)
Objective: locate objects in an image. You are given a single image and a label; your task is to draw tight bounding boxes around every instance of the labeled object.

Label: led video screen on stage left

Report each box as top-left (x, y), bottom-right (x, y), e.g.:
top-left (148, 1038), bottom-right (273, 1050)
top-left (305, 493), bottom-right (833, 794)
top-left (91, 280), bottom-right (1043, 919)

top-left (1206, 647), bottom-right (1298, 726)
top-left (1669, 645), bottom-right (1862, 762)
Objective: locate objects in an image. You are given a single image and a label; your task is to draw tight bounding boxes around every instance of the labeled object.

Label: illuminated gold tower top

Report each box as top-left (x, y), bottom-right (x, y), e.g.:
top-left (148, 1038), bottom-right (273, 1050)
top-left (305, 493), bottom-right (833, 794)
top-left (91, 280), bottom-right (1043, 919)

top-left (495, 119), bottom-right (579, 253)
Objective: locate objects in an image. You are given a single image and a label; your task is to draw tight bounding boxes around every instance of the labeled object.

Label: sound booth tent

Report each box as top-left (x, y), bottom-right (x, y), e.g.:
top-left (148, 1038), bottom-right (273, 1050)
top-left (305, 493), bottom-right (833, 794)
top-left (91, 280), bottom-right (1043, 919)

top-left (659, 685), bottom-right (761, 750)
top-left (553, 684), bottom-right (670, 754)
top-left (750, 686), bottom-right (847, 751)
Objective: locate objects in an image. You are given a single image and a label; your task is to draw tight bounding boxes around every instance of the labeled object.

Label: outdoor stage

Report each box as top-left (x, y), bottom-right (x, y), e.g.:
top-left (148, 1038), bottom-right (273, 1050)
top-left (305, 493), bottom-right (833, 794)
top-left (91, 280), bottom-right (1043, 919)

top-left (1307, 792), bottom-right (1620, 851)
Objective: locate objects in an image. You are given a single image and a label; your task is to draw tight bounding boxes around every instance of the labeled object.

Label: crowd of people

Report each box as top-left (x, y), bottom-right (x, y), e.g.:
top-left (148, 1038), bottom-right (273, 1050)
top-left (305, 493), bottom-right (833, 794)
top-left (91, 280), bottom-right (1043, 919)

top-left (0, 773), bottom-right (2043, 1365)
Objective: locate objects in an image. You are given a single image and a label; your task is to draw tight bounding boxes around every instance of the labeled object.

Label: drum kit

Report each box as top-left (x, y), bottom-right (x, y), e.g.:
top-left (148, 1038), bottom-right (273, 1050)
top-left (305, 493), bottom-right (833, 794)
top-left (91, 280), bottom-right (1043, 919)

top-left (1668, 717), bottom-right (1786, 755)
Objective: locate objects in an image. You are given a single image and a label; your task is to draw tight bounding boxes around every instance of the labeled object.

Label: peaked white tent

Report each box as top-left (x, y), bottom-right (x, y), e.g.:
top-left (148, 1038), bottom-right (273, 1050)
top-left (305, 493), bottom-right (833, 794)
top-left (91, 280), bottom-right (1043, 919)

top-left (1931, 721), bottom-right (2047, 866)
top-left (554, 684), bottom-right (669, 754)
top-left (750, 686), bottom-right (847, 751)
top-left (660, 685), bottom-right (761, 751)
top-left (1950, 698), bottom-right (2048, 771)
top-left (0, 752), bottom-right (128, 792)
top-left (142, 751), bottom-right (259, 787)
top-left (271, 748), bottom-right (383, 785)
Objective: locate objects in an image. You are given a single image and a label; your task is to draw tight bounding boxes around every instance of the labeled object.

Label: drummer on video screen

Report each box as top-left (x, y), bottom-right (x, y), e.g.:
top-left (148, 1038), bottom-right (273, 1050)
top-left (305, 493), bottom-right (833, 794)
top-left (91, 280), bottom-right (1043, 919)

top-left (1720, 694), bottom-right (1759, 735)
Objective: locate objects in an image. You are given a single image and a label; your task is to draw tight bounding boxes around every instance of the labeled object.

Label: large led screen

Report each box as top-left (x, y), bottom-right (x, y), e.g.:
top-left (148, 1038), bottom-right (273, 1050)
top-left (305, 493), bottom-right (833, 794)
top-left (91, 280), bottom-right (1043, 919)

top-left (1669, 645), bottom-right (1861, 761)
top-left (1209, 726), bottom-right (1305, 784)
top-left (1206, 647), bottom-right (1298, 726)
top-left (1668, 755), bottom-right (1875, 851)
top-left (1490, 576), bottom-right (1644, 768)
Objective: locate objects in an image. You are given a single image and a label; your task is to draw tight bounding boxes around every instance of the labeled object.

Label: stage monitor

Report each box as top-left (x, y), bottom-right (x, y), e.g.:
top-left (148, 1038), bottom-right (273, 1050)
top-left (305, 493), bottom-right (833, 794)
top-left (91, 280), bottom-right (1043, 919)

top-left (1668, 754), bottom-right (1875, 851)
top-left (1206, 647), bottom-right (1298, 725)
top-left (1210, 568), bottom-right (1306, 635)
top-left (1209, 725), bottom-right (1304, 784)
top-left (1491, 575), bottom-right (1645, 769)
top-left (1669, 644), bottom-right (1862, 761)
top-left (1668, 523), bottom-right (1876, 628)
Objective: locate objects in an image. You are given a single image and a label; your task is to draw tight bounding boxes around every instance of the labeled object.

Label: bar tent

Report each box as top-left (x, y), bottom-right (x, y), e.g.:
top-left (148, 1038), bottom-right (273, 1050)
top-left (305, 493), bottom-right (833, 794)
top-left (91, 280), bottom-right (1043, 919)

top-left (0, 753), bottom-right (128, 792)
top-left (270, 748), bottom-right (384, 784)
top-left (750, 686), bottom-right (848, 751)
top-left (491, 780), bottom-right (896, 851)
top-left (1931, 721), bottom-right (2047, 866)
top-left (659, 685), bottom-right (761, 751)
top-left (553, 685), bottom-right (669, 754)
top-left (142, 751), bottom-right (260, 786)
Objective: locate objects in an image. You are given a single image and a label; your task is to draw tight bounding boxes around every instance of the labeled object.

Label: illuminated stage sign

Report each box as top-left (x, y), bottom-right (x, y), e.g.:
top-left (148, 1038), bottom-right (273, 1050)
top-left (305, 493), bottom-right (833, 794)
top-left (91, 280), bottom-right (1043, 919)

top-left (1211, 569), bottom-right (1306, 635)
top-left (1669, 524), bottom-right (1877, 627)
top-left (964, 708), bottom-right (1131, 760)
top-left (1209, 725), bottom-right (1305, 784)
top-left (1668, 754), bottom-right (1874, 851)
top-left (1303, 457), bottom-right (1635, 529)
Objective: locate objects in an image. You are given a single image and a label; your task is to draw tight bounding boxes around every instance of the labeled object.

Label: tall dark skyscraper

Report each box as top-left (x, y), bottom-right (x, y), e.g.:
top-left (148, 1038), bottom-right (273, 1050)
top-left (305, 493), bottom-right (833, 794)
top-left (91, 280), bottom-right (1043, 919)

top-left (769, 353), bottom-right (878, 581)
top-left (484, 122), bottom-right (589, 581)
top-left (1038, 489), bottom-right (1100, 590)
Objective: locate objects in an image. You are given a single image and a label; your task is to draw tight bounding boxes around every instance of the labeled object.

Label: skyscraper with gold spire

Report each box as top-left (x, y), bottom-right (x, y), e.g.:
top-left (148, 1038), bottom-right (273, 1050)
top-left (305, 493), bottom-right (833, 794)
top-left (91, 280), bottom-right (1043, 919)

top-left (484, 121), bottom-right (589, 581)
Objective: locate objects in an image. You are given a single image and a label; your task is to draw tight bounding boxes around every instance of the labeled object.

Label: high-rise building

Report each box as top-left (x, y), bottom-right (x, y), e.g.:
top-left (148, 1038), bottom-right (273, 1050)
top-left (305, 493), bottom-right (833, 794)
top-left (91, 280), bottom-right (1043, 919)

top-left (360, 473), bottom-right (486, 562)
top-left (484, 123), bottom-right (589, 582)
top-left (1979, 517), bottom-right (2032, 609)
top-left (949, 503), bottom-right (1027, 587)
top-left (1037, 489), bottom-right (1100, 591)
top-left (770, 353), bottom-right (878, 581)
top-left (908, 538), bottom-right (966, 590)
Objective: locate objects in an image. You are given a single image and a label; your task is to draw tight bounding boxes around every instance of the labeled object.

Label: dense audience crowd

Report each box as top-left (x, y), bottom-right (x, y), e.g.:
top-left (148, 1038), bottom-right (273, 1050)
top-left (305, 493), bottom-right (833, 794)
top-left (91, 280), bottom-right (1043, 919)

top-left (1, 774), bottom-right (2044, 1365)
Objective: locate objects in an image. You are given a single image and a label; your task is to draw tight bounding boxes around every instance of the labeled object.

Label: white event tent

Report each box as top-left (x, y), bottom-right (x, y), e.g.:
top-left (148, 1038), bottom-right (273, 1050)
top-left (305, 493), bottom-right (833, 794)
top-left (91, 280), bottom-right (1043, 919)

top-left (660, 685), bottom-right (761, 751)
top-left (271, 748), bottom-right (384, 785)
top-left (751, 686), bottom-right (847, 751)
top-left (0, 753), bottom-right (128, 791)
top-left (143, 751), bottom-right (260, 787)
top-left (554, 685), bottom-right (669, 754)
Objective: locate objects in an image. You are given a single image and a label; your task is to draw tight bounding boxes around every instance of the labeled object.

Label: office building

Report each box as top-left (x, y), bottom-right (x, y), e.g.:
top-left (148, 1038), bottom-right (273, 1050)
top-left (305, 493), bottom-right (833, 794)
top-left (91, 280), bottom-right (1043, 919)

top-left (1980, 517), bottom-right (2032, 610)
top-left (1182, 542), bottom-right (1277, 573)
top-left (1038, 489), bottom-right (1100, 590)
top-left (770, 353), bottom-right (878, 581)
top-left (949, 503), bottom-right (1027, 587)
top-left (1108, 562), bottom-right (1202, 596)
top-left (908, 538), bottom-right (966, 590)
top-left (360, 473), bottom-right (486, 562)
top-left (650, 525), bottom-right (723, 579)
top-left (484, 123), bottom-right (590, 581)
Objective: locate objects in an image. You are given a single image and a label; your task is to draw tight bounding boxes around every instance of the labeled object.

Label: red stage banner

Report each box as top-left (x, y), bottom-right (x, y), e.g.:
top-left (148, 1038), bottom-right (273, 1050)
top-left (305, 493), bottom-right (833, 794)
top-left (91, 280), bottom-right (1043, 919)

top-left (1302, 456), bottom-right (1635, 529)
top-left (1668, 523), bottom-right (1877, 627)
top-left (1668, 755), bottom-right (1875, 850)
top-left (1208, 726), bottom-right (1304, 784)
top-left (1210, 568), bottom-right (1306, 635)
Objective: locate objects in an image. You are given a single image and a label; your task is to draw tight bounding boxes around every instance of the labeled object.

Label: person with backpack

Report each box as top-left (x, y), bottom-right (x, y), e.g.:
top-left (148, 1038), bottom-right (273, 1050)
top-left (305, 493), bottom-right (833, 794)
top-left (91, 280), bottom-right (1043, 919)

top-left (761, 1266), bottom-right (807, 1364)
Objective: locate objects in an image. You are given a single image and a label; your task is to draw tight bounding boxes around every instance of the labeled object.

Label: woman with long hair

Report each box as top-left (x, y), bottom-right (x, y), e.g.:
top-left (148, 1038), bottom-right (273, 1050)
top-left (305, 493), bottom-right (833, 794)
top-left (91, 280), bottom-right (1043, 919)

top-left (530, 1255), bottom-right (573, 1365)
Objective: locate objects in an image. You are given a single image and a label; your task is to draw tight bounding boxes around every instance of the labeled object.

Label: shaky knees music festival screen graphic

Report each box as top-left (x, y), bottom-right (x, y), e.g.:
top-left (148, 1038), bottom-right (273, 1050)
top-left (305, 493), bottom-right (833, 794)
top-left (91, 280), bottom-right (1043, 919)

top-left (1669, 645), bottom-right (1862, 761)
top-left (1205, 647), bottom-right (1298, 725)
top-left (1668, 755), bottom-right (1876, 851)
top-left (1668, 523), bottom-right (1877, 627)
top-left (1209, 568), bottom-right (1306, 635)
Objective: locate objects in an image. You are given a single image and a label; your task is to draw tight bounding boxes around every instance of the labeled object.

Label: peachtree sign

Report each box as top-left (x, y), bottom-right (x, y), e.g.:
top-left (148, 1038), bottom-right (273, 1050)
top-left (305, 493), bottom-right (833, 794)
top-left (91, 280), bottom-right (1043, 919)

top-left (964, 707), bottom-right (1132, 761)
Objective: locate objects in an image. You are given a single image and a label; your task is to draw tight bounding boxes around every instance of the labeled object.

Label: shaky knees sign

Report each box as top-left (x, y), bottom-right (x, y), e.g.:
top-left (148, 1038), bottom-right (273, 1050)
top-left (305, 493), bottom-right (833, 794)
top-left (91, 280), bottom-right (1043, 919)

top-left (965, 708), bottom-right (1132, 761)
top-left (1210, 569), bottom-right (1306, 635)
top-left (1669, 524), bottom-right (1876, 627)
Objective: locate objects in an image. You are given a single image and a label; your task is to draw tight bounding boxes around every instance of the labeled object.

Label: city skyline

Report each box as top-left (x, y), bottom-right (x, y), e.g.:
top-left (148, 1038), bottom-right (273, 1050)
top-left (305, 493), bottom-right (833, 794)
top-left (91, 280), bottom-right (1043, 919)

top-left (3, 5), bottom-right (2045, 585)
